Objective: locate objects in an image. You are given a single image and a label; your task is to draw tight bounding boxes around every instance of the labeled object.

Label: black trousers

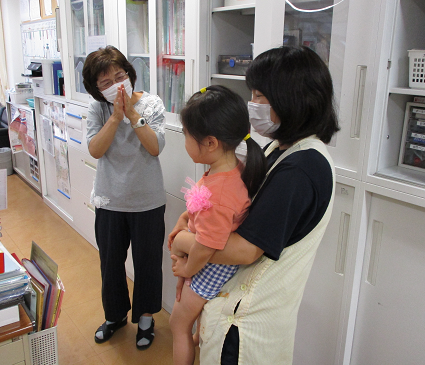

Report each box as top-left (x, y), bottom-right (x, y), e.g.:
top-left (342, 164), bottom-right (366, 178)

top-left (221, 325), bottom-right (240, 364)
top-left (95, 206), bottom-right (165, 323)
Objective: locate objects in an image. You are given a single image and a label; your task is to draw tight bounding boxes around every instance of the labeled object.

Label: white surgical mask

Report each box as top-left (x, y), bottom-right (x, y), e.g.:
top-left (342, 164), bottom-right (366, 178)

top-left (101, 78), bottom-right (133, 103)
top-left (247, 101), bottom-right (280, 137)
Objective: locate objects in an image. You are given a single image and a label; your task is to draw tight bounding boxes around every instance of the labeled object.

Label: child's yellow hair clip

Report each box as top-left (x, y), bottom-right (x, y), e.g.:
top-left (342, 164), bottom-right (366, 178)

top-left (243, 133), bottom-right (251, 141)
top-left (200, 87), bottom-right (207, 94)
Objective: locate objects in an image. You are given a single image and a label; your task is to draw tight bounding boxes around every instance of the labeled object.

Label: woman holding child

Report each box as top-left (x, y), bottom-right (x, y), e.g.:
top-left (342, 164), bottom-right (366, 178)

top-left (169, 45), bottom-right (339, 364)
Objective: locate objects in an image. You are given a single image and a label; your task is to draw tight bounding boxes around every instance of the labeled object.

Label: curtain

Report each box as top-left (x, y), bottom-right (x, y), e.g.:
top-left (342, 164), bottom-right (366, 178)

top-left (0, 4), bottom-right (9, 105)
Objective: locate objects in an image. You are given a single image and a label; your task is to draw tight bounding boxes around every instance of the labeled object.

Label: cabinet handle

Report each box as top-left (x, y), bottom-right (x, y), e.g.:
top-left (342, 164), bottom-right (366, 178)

top-left (189, 59), bottom-right (195, 96)
top-left (70, 137), bottom-right (82, 144)
top-left (66, 112), bottom-right (83, 119)
top-left (335, 212), bottom-right (350, 275)
top-left (84, 160), bottom-right (97, 171)
top-left (55, 7), bottom-right (61, 52)
top-left (54, 135), bottom-right (67, 142)
top-left (86, 203), bottom-right (95, 213)
top-left (367, 220), bottom-right (383, 286)
top-left (57, 189), bottom-right (70, 199)
top-left (350, 65), bottom-right (367, 139)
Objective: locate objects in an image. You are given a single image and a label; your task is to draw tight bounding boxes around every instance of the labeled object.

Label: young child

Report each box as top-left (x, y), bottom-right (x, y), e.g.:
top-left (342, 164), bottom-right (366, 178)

top-left (168, 85), bottom-right (267, 365)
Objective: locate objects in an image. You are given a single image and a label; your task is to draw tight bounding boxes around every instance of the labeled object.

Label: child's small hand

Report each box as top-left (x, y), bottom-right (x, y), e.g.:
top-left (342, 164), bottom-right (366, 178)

top-left (171, 254), bottom-right (189, 278)
top-left (174, 272), bottom-right (192, 302)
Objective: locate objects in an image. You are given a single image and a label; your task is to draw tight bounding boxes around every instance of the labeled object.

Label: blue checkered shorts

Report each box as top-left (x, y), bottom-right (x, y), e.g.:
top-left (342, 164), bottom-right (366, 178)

top-left (191, 263), bottom-right (239, 300)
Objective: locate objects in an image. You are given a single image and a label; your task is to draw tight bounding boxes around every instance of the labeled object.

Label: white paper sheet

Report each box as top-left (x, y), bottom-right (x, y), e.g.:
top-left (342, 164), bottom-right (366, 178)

top-left (44, 0), bottom-right (53, 16)
top-left (87, 35), bottom-right (107, 54)
top-left (20, 0), bottom-right (31, 22)
top-left (29, 0), bottom-right (41, 20)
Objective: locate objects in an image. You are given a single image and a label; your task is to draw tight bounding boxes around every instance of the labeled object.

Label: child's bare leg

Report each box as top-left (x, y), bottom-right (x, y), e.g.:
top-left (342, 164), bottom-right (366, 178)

top-left (193, 319), bottom-right (200, 347)
top-left (170, 284), bottom-right (207, 365)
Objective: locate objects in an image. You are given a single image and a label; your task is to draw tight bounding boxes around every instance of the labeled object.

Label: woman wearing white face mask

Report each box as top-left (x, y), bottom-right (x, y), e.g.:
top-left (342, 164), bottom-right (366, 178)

top-left (82, 46), bottom-right (166, 350)
top-left (169, 46), bottom-right (340, 364)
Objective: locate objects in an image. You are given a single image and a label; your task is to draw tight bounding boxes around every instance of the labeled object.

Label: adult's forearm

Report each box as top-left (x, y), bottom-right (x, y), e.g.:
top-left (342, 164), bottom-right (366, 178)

top-left (89, 117), bottom-right (120, 159)
top-left (209, 232), bottom-right (264, 265)
top-left (132, 125), bottom-right (160, 156)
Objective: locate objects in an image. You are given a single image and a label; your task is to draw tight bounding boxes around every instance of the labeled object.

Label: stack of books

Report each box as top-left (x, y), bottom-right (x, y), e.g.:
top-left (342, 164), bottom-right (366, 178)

top-left (0, 242), bottom-right (30, 328)
top-left (20, 241), bottom-right (65, 332)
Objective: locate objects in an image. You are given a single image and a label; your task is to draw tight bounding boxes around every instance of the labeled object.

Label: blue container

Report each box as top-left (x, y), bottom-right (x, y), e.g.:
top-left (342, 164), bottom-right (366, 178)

top-left (26, 98), bottom-right (35, 108)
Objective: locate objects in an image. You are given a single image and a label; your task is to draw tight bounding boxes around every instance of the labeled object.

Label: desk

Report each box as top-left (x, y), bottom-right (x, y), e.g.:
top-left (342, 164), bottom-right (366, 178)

top-left (0, 304), bottom-right (33, 365)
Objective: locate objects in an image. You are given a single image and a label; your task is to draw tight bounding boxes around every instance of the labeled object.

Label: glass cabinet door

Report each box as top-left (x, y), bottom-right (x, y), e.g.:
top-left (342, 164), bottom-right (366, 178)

top-left (156, 0), bottom-right (186, 115)
top-left (69, 0), bottom-right (105, 100)
top-left (126, 0), bottom-right (150, 93)
top-left (283, 0), bottom-right (349, 125)
top-left (283, 0), bottom-right (377, 178)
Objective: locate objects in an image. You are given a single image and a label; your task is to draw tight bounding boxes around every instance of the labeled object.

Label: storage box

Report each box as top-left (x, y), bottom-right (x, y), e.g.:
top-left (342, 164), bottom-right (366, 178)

top-left (218, 55), bottom-right (252, 76)
top-left (399, 102), bottom-right (425, 171)
top-left (9, 90), bottom-right (33, 105)
top-left (408, 49), bottom-right (425, 89)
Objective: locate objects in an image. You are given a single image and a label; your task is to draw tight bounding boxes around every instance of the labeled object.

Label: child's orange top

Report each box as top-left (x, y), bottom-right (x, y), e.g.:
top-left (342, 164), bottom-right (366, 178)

top-left (186, 161), bottom-right (251, 250)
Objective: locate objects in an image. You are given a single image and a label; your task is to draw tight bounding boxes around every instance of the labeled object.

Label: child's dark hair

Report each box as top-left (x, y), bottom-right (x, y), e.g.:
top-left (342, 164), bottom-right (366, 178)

top-left (180, 85), bottom-right (267, 198)
top-left (246, 46), bottom-right (340, 144)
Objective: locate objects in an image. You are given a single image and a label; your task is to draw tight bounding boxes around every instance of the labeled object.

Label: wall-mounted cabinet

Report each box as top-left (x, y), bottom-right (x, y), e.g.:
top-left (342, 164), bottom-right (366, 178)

top-left (365, 0), bottom-right (425, 200)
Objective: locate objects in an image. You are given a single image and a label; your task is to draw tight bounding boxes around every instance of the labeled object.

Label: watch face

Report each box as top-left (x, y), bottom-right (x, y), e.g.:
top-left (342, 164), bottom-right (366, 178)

top-left (133, 118), bottom-right (146, 128)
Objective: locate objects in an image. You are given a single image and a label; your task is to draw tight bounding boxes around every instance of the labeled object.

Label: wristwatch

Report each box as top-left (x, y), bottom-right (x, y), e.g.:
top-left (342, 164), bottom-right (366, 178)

top-left (131, 117), bottom-right (146, 129)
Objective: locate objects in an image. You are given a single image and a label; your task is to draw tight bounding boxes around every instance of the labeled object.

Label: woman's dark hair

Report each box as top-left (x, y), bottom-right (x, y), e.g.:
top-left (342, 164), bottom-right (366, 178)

top-left (246, 46), bottom-right (340, 144)
top-left (82, 45), bottom-right (137, 102)
top-left (180, 85), bottom-right (267, 198)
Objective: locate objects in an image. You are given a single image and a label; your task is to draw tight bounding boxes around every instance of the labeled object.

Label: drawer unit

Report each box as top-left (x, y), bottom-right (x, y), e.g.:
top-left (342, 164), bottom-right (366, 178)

top-left (68, 146), bottom-right (97, 198)
top-left (70, 187), bottom-right (97, 248)
top-left (0, 338), bottom-right (26, 365)
top-left (65, 102), bottom-right (89, 154)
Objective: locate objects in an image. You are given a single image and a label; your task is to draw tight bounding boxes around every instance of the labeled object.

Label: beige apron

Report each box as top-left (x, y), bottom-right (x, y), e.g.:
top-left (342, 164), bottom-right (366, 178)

top-left (199, 135), bottom-right (336, 364)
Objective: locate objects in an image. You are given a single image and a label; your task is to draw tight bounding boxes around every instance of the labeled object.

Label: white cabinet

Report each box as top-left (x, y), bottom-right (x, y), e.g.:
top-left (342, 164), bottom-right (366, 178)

top-left (159, 127), bottom-right (197, 312)
top-left (159, 127), bottom-right (197, 199)
top-left (6, 102), bottom-right (41, 192)
top-left (294, 179), bottom-right (362, 365)
top-left (350, 194), bottom-right (425, 365)
top-left (364, 0), bottom-right (425, 199)
top-left (66, 101), bottom-right (98, 248)
top-left (34, 97), bottom-right (73, 221)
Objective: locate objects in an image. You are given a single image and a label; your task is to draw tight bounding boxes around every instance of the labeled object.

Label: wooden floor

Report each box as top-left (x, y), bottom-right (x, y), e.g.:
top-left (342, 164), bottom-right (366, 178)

top-left (1, 174), bottom-right (200, 364)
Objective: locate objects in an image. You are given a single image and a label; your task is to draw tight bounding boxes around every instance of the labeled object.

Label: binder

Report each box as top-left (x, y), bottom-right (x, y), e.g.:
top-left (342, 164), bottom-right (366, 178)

top-left (30, 278), bottom-right (45, 332)
top-left (21, 259), bottom-right (51, 330)
top-left (31, 260), bottom-right (56, 330)
top-left (51, 275), bottom-right (65, 327)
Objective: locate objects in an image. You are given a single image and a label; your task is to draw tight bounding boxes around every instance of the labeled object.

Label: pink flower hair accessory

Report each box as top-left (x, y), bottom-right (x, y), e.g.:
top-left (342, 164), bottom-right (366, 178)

top-left (181, 177), bottom-right (213, 214)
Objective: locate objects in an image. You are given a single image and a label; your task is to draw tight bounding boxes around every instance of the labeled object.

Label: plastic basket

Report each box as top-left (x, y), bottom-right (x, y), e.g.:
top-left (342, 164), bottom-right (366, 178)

top-left (408, 50), bottom-right (425, 89)
top-left (28, 326), bottom-right (59, 365)
top-left (27, 98), bottom-right (35, 108)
